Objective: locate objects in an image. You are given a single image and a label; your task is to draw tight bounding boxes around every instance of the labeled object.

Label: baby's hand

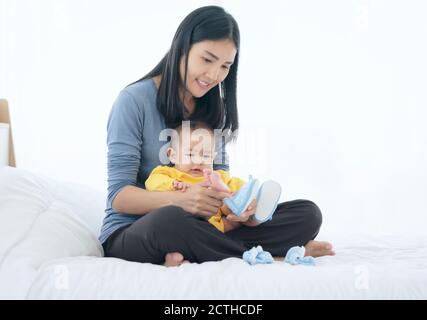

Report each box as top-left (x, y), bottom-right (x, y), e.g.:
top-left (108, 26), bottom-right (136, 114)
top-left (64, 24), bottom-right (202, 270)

top-left (172, 180), bottom-right (182, 190)
top-left (172, 180), bottom-right (190, 192)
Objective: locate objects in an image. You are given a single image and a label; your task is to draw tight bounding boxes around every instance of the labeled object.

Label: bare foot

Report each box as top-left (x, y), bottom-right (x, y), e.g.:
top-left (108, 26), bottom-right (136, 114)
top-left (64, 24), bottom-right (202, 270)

top-left (304, 240), bottom-right (336, 258)
top-left (163, 252), bottom-right (189, 267)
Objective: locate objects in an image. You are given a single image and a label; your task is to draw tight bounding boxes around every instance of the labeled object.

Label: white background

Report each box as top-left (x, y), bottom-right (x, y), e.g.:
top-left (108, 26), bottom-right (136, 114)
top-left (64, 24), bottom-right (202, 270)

top-left (1, 0), bottom-right (426, 236)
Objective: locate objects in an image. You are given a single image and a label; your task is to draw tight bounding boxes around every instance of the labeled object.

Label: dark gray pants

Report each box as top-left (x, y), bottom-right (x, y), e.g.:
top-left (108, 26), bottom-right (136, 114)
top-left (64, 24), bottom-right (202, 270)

top-left (103, 199), bottom-right (323, 264)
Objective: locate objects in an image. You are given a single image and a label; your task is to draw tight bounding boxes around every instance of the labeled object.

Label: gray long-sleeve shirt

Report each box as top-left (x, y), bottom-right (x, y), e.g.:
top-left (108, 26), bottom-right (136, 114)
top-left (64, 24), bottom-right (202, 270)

top-left (99, 78), bottom-right (229, 244)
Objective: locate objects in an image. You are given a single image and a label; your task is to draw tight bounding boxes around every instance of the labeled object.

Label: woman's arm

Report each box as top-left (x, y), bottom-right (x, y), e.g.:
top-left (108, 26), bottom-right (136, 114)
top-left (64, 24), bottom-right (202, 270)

top-left (112, 185), bottom-right (179, 215)
top-left (114, 171), bottom-right (187, 214)
top-left (114, 184), bottom-right (232, 218)
top-left (107, 90), bottom-right (146, 214)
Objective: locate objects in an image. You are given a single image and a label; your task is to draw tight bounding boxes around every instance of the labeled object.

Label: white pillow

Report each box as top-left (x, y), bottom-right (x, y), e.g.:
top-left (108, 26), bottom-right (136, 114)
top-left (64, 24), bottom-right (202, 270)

top-left (0, 166), bottom-right (105, 298)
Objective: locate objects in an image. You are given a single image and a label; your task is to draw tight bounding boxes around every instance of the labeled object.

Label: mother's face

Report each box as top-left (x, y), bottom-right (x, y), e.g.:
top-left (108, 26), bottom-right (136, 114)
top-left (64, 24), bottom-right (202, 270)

top-left (180, 39), bottom-right (237, 98)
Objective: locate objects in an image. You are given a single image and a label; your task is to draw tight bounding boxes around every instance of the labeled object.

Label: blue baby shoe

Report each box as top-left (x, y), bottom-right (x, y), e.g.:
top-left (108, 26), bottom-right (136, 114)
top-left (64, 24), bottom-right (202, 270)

top-left (252, 180), bottom-right (282, 224)
top-left (284, 246), bottom-right (315, 266)
top-left (223, 175), bottom-right (260, 216)
top-left (242, 245), bottom-right (274, 265)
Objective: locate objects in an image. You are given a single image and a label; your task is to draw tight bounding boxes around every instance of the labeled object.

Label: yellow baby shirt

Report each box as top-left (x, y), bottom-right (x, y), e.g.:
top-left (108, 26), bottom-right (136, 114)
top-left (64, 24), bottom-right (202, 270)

top-left (145, 165), bottom-right (245, 232)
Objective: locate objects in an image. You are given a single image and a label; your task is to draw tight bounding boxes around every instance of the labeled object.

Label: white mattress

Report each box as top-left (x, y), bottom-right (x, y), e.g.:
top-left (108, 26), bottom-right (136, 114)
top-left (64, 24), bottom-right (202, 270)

top-left (1, 167), bottom-right (426, 299)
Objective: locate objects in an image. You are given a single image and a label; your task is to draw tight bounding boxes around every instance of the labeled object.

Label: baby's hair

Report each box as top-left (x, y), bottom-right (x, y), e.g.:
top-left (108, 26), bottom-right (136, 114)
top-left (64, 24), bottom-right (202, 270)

top-left (177, 120), bottom-right (212, 133)
top-left (170, 120), bottom-right (214, 151)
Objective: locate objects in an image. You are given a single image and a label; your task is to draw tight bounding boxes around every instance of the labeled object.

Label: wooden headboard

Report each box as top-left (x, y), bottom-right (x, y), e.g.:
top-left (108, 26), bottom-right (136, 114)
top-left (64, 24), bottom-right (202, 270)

top-left (0, 99), bottom-right (16, 167)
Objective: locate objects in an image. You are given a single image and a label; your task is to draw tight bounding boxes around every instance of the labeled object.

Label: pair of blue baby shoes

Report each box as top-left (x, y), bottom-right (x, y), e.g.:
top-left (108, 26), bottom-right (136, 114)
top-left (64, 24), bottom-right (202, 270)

top-left (242, 245), bottom-right (316, 266)
top-left (223, 175), bottom-right (282, 224)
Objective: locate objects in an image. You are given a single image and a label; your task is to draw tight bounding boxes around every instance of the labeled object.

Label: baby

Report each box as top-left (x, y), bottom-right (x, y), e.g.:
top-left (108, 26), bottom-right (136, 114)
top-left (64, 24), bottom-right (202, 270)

top-left (145, 121), bottom-right (278, 232)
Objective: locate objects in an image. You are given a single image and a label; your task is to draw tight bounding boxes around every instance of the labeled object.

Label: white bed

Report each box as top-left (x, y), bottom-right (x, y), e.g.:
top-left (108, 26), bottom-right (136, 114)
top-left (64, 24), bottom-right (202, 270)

top-left (1, 166), bottom-right (426, 299)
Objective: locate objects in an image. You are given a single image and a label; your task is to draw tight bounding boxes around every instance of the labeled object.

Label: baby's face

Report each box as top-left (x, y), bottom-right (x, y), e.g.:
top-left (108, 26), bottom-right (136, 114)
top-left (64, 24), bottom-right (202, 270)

top-left (169, 129), bottom-right (216, 177)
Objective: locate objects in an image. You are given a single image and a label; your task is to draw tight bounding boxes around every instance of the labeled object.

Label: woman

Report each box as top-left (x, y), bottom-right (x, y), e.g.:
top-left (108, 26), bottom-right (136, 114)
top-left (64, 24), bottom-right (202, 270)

top-left (99, 6), bottom-right (335, 267)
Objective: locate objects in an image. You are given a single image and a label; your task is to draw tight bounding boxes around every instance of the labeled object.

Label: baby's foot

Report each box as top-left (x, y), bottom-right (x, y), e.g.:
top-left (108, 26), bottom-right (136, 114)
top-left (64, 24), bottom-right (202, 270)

top-left (164, 252), bottom-right (189, 267)
top-left (198, 169), bottom-right (213, 188)
top-left (304, 240), bottom-right (336, 258)
top-left (203, 169), bottom-right (230, 192)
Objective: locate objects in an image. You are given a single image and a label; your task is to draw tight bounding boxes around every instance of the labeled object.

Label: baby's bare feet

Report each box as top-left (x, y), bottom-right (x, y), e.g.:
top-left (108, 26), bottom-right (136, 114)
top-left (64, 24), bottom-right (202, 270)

top-left (304, 240), bottom-right (336, 257)
top-left (164, 252), bottom-right (189, 267)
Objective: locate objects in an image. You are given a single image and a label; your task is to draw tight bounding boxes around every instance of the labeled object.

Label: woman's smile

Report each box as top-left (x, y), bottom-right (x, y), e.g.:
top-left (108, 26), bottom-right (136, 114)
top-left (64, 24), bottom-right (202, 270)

top-left (196, 79), bottom-right (212, 90)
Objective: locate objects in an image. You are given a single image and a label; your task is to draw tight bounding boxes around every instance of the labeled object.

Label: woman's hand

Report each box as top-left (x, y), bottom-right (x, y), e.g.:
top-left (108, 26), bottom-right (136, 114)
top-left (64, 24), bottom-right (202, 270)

top-left (225, 198), bottom-right (258, 225)
top-left (173, 184), bottom-right (232, 219)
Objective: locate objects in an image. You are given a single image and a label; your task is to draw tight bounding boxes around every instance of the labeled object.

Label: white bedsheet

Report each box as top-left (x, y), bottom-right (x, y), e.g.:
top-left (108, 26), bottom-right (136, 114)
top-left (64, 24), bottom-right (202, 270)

top-left (1, 167), bottom-right (426, 299)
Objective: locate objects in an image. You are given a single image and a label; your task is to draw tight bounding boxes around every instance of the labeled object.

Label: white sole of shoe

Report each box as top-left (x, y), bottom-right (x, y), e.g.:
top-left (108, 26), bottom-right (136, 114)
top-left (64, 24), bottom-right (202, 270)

top-left (254, 180), bottom-right (282, 223)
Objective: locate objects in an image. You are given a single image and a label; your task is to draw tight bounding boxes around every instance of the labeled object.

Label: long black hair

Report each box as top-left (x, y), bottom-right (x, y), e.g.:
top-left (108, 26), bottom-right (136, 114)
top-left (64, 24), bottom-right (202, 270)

top-left (128, 6), bottom-right (240, 133)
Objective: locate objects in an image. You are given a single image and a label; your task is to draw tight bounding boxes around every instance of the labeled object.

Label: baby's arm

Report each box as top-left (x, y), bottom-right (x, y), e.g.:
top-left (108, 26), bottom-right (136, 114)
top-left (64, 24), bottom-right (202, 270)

top-left (146, 172), bottom-right (190, 192)
top-left (145, 173), bottom-right (175, 191)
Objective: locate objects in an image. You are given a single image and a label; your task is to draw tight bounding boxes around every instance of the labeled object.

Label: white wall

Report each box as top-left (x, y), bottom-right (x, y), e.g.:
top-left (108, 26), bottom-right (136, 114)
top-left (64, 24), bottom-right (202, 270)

top-left (1, 0), bottom-right (426, 236)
